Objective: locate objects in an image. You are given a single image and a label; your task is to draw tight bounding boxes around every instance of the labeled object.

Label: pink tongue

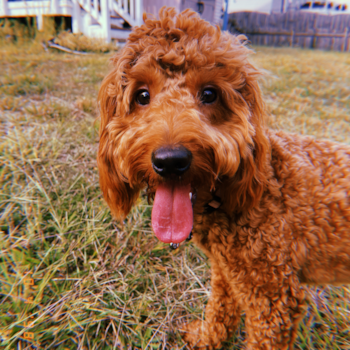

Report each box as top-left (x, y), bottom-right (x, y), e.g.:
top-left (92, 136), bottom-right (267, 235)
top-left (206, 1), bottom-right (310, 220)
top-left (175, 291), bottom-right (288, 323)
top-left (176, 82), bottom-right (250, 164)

top-left (151, 183), bottom-right (193, 243)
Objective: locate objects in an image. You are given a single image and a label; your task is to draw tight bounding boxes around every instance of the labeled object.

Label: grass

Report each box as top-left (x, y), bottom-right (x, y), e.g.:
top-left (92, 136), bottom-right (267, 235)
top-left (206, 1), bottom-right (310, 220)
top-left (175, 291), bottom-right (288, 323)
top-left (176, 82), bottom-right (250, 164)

top-left (0, 41), bottom-right (349, 350)
top-left (53, 32), bottom-right (119, 54)
top-left (0, 17), bottom-right (119, 54)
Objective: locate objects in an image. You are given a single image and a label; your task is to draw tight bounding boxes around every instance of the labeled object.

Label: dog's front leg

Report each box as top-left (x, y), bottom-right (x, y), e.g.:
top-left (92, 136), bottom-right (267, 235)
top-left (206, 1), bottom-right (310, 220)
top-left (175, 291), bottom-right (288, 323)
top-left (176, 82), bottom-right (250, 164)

top-left (182, 263), bottom-right (240, 349)
top-left (244, 278), bottom-right (306, 350)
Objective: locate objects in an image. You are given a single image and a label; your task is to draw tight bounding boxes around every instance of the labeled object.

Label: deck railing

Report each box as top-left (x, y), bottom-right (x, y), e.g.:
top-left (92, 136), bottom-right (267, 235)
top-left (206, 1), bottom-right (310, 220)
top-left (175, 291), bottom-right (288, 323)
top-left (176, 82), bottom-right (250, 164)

top-left (0, 0), bottom-right (143, 41)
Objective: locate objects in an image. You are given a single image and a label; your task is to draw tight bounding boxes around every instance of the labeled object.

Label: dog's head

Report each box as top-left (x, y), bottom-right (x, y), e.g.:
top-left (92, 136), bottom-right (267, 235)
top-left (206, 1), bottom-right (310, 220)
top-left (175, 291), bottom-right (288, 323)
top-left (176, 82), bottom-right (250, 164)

top-left (98, 8), bottom-right (269, 243)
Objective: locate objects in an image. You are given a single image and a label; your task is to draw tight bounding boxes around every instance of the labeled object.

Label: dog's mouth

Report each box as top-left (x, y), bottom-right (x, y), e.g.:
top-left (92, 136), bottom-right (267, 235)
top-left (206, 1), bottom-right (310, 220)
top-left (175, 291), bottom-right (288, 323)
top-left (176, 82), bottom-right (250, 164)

top-left (151, 181), bottom-right (195, 244)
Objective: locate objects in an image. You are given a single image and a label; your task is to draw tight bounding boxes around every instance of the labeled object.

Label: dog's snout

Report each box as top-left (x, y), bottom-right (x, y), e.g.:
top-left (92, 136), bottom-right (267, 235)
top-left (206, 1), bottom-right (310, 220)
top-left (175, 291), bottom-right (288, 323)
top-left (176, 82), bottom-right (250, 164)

top-left (152, 146), bottom-right (192, 177)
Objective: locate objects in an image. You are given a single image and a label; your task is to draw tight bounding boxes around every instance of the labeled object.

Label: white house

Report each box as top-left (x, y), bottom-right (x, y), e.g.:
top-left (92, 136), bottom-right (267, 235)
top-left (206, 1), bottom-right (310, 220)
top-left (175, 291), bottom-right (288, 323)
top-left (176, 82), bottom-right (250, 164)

top-left (272, 0), bottom-right (350, 13)
top-left (0, 0), bottom-right (223, 42)
top-left (228, 0), bottom-right (350, 14)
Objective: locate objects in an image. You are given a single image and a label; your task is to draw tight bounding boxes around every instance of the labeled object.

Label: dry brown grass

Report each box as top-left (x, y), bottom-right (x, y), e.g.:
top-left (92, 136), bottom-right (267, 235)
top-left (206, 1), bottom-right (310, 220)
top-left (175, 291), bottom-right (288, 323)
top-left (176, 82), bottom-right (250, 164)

top-left (54, 32), bottom-right (119, 53)
top-left (0, 43), bottom-right (349, 349)
top-left (254, 47), bottom-right (350, 143)
top-left (0, 17), bottom-right (119, 53)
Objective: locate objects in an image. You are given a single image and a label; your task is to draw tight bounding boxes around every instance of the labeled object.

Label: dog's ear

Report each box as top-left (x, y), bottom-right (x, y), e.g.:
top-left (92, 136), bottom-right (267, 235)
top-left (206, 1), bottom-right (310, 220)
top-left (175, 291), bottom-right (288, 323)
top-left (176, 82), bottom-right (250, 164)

top-left (97, 59), bottom-right (141, 220)
top-left (227, 67), bottom-right (270, 212)
top-left (97, 137), bottom-right (141, 220)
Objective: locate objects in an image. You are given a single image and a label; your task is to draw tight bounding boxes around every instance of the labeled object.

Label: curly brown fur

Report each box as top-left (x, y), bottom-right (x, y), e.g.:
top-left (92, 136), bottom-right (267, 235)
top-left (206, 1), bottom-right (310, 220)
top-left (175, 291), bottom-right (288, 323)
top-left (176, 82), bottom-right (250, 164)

top-left (97, 8), bottom-right (350, 349)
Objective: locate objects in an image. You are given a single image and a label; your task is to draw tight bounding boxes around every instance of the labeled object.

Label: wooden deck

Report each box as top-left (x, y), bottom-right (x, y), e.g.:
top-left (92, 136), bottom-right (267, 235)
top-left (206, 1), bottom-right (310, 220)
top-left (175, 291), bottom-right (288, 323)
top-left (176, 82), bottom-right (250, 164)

top-left (0, 0), bottom-right (143, 41)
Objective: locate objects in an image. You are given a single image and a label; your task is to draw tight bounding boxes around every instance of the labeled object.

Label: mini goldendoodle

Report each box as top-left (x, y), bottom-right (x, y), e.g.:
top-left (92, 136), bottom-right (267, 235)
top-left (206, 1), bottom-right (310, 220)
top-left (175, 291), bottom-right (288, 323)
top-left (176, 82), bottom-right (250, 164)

top-left (97, 8), bottom-right (350, 350)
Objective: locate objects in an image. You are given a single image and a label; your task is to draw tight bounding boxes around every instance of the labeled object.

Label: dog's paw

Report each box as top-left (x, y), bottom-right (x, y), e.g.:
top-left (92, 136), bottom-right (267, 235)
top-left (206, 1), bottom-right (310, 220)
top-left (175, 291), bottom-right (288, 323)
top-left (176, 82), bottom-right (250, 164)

top-left (180, 320), bottom-right (226, 349)
top-left (180, 320), bottom-right (211, 349)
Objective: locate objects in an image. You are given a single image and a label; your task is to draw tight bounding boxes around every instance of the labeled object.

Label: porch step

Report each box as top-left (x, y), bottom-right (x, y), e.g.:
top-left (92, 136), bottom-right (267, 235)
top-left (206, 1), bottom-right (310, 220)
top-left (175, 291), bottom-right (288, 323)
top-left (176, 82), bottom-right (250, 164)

top-left (111, 27), bottom-right (132, 40)
top-left (87, 23), bottom-right (131, 41)
top-left (75, 0), bottom-right (142, 42)
top-left (1, 0), bottom-right (142, 42)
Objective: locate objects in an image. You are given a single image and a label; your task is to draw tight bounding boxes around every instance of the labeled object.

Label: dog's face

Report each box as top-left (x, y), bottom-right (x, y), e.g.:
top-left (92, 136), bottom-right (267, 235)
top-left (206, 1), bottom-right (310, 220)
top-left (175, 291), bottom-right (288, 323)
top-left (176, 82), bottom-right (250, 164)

top-left (98, 8), bottom-right (268, 244)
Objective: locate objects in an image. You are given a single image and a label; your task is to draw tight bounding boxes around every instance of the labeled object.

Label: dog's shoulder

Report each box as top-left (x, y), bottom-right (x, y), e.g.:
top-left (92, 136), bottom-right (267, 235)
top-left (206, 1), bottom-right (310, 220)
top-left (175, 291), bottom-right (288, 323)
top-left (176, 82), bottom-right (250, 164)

top-left (267, 129), bottom-right (350, 170)
top-left (266, 129), bottom-right (350, 210)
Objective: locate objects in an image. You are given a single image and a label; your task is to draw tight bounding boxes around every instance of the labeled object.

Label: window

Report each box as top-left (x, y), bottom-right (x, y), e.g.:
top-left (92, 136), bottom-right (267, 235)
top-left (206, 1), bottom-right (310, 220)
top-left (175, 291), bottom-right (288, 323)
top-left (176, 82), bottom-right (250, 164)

top-left (197, 2), bottom-right (204, 14)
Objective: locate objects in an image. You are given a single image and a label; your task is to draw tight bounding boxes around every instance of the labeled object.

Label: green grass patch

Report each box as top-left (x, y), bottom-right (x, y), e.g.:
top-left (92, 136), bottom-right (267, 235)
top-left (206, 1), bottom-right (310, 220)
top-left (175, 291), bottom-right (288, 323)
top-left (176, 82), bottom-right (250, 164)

top-left (0, 45), bottom-right (349, 349)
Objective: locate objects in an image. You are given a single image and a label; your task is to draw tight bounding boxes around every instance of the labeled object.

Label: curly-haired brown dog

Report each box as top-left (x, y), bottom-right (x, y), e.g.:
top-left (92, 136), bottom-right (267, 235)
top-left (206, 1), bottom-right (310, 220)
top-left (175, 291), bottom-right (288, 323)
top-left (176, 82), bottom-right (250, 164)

top-left (97, 8), bottom-right (350, 350)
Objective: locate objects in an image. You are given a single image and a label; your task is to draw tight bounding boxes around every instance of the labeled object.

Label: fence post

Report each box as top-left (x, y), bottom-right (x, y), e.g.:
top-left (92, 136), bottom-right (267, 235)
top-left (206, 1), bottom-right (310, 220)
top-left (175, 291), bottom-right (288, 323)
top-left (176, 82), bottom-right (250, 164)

top-left (101, 0), bottom-right (111, 42)
top-left (223, 0), bottom-right (229, 31)
top-left (342, 27), bottom-right (349, 52)
top-left (312, 30), bottom-right (317, 49)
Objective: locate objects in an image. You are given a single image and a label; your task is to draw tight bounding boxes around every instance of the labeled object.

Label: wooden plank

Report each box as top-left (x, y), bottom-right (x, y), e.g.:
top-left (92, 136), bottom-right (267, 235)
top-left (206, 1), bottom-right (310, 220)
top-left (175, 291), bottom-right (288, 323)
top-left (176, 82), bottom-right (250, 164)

top-left (342, 27), bottom-right (349, 52)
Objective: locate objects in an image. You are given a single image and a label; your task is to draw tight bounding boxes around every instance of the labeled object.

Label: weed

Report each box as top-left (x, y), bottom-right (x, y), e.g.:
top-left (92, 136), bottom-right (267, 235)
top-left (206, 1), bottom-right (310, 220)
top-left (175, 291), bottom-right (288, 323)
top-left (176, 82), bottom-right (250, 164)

top-left (54, 32), bottom-right (119, 53)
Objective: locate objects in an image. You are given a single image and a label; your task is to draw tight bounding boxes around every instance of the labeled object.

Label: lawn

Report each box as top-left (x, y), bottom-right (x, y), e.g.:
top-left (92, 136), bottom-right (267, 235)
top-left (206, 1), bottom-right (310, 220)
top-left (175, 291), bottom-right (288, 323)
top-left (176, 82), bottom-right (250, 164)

top-left (0, 42), bottom-right (349, 350)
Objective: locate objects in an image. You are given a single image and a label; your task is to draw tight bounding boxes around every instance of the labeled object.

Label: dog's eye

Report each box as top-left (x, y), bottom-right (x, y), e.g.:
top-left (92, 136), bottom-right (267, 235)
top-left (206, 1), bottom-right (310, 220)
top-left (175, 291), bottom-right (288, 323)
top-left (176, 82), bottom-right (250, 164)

top-left (200, 88), bottom-right (217, 104)
top-left (136, 90), bottom-right (150, 105)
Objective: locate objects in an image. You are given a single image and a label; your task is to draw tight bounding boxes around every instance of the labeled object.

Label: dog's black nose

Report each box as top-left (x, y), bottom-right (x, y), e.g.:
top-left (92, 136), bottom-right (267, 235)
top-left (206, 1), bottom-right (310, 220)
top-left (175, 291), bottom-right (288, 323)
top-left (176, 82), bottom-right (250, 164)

top-left (152, 146), bottom-right (192, 177)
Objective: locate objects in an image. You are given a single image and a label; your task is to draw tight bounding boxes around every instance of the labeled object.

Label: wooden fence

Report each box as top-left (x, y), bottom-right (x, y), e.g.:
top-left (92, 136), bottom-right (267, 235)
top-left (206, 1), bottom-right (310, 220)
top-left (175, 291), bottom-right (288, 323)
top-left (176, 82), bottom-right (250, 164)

top-left (228, 11), bottom-right (350, 52)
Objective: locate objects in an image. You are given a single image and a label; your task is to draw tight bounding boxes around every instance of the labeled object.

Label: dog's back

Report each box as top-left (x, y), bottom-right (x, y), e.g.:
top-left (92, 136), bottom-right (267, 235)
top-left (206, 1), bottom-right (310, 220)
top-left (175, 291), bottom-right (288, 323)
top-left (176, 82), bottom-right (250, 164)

top-left (269, 130), bottom-right (350, 285)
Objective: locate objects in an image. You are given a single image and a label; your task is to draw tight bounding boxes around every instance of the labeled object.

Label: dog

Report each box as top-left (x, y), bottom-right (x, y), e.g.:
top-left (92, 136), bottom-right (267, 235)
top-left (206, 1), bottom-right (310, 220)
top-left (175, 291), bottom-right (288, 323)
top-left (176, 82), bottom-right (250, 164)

top-left (97, 8), bottom-right (350, 349)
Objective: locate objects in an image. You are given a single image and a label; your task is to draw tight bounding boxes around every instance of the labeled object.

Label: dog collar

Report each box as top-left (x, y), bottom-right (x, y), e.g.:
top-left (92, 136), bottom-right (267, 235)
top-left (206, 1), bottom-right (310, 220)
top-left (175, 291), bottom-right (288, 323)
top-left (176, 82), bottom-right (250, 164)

top-left (204, 195), bottom-right (222, 213)
top-left (204, 186), bottom-right (222, 213)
